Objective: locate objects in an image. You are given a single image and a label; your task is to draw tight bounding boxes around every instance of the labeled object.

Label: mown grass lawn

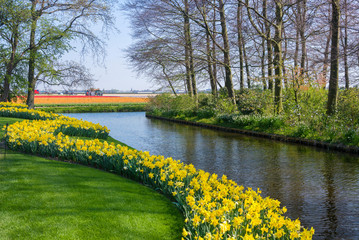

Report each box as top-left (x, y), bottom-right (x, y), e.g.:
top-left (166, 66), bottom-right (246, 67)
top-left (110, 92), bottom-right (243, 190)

top-left (0, 117), bottom-right (183, 240)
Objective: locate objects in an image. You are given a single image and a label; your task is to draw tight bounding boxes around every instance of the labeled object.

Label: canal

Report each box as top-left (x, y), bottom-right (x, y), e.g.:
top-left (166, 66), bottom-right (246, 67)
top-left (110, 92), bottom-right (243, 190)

top-left (67, 112), bottom-right (359, 239)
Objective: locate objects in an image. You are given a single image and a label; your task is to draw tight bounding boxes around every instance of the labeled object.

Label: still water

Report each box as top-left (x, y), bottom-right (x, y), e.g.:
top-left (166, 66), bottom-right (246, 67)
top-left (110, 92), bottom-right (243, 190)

top-left (67, 112), bottom-right (359, 240)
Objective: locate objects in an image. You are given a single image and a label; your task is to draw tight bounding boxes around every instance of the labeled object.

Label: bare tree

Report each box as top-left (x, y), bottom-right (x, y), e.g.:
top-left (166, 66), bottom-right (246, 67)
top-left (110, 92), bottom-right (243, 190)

top-left (36, 61), bottom-right (95, 90)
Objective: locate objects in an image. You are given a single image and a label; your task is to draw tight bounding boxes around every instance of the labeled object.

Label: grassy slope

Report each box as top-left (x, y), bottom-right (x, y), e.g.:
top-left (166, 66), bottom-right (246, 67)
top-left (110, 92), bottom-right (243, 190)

top-left (0, 117), bottom-right (183, 239)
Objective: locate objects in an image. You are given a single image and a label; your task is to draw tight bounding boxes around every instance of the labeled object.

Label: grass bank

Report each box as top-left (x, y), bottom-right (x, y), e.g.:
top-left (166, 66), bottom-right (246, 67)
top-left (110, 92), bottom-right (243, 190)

top-left (0, 150), bottom-right (183, 240)
top-left (0, 117), bottom-right (183, 239)
top-left (147, 91), bottom-right (359, 150)
top-left (36, 103), bottom-right (147, 113)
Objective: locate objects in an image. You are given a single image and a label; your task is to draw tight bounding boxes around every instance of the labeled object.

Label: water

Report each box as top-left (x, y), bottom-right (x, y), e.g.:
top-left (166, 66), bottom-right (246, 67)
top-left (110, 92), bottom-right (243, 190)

top-left (66, 112), bottom-right (359, 240)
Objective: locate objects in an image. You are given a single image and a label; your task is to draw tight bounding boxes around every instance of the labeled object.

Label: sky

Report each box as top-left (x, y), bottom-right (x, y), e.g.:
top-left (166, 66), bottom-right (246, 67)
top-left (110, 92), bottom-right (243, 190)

top-left (60, 7), bottom-right (153, 92)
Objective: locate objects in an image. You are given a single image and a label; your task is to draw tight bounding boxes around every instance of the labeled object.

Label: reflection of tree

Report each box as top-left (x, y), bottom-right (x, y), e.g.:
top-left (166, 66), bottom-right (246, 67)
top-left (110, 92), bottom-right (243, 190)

top-left (277, 145), bottom-right (305, 222)
top-left (261, 142), bottom-right (283, 201)
top-left (322, 154), bottom-right (338, 239)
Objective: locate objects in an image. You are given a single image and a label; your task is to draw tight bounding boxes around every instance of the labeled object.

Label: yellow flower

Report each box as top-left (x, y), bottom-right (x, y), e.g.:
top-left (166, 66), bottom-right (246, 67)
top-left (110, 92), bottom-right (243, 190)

top-left (192, 214), bottom-right (201, 227)
top-left (182, 228), bottom-right (188, 237)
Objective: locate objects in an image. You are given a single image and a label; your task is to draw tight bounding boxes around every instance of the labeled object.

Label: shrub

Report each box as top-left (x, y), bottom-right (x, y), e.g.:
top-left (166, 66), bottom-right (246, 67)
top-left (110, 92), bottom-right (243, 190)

top-left (236, 89), bottom-right (273, 115)
top-left (337, 88), bottom-right (359, 126)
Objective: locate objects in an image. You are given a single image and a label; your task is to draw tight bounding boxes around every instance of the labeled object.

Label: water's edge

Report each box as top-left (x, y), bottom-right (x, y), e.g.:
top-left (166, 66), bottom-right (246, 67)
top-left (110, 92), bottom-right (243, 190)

top-left (146, 113), bottom-right (359, 155)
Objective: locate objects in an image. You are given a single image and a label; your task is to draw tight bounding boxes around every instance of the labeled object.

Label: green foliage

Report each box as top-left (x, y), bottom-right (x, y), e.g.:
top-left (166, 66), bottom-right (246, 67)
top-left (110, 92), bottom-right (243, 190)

top-left (337, 88), bottom-right (359, 126)
top-left (283, 88), bottom-right (327, 123)
top-left (147, 94), bottom-right (196, 118)
top-left (236, 89), bottom-right (273, 115)
top-left (217, 114), bottom-right (284, 132)
top-left (148, 88), bottom-right (359, 147)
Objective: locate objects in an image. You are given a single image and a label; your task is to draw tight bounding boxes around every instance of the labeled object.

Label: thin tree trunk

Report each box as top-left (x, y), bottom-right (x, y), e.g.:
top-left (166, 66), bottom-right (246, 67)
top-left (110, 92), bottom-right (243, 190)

top-left (294, 4), bottom-right (300, 68)
top-left (261, 38), bottom-right (267, 90)
top-left (273, 1), bottom-right (284, 114)
top-left (344, 0), bottom-right (349, 89)
top-left (283, 27), bottom-right (288, 89)
top-left (218, 0), bottom-right (235, 103)
top-left (184, 0), bottom-right (193, 97)
top-left (161, 64), bottom-right (177, 96)
top-left (2, 25), bottom-right (19, 102)
top-left (204, 5), bottom-right (217, 95)
top-left (326, 0), bottom-right (340, 115)
top-left (212, 0), bottom-right (218, 90)
top-left (300, 0), bottom-right (307, 76)
top-left (27, 0), bottom-right (38, 109)
top-left (243, 39), bottom-right (251, 88)
top-left (264, 0), bottom-right (273, 91)
top-left (323, 28), bottom-right (331, 83)
top-left (237, 2), bottom-right (244, 89)
top-left (322, 7), bottom-right (332, 85)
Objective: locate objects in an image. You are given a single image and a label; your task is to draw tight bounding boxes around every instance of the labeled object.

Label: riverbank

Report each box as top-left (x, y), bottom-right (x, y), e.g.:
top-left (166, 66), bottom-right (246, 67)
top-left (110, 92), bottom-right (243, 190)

top-left (146, 113), bottom-right (359, 154)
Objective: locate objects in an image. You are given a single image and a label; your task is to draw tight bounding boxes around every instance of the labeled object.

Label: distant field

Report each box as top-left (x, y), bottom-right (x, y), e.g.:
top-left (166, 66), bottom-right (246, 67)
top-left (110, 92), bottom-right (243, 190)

top-left (32, 95), bottom-right (149, 105)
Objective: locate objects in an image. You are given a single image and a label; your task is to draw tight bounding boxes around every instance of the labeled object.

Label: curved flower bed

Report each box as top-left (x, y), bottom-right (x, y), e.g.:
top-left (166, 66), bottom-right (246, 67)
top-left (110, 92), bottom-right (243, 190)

top-left (0, 102), bottom-right (27, 109)
top-left (0, 106), bottom-right (58, 120)
top-left (3, 103), bottom-right (314, 240)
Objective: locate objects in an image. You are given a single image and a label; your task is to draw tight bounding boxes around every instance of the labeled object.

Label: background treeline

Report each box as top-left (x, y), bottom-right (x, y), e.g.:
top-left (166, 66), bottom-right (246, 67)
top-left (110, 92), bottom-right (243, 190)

top-left (124, 0), bottom-right (359, 115)
top-left (0, 0), bottom-right (115, 108)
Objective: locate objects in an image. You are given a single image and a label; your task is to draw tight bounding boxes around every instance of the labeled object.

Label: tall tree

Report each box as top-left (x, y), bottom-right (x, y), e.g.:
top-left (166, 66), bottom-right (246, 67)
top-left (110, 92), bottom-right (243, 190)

top-left (245, 0), bottom-right (285, 113)
top-left (218, 0), bottom-right (235, 103)
top-left (263, 0), bottom-right (273, 91)
top-left (343, 0), bottom-right (349, 89)
top-left (237, 1), bottom-right (244, 89)
top-left (326, 0), bottom-right (340, 115)
top-left (26, 0), bottom-right (111, 109)
top-left (0, 0), bottom-right (29, 101)
top-left (184, 0), bottom-right (197, 97)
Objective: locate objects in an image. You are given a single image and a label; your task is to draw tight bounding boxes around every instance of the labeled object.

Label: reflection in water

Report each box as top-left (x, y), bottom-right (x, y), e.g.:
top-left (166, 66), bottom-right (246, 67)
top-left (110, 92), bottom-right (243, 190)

top-left (67, 112), bottom-right (359, 240)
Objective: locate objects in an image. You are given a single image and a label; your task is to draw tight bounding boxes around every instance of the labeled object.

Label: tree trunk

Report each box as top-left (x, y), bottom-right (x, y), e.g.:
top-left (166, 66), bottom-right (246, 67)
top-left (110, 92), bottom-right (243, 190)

top-left (282, 27), bottom-right (288, 89)
top-left (300, 0), bottom-right (307, 76)
top-left (204, 5), bottom-right (217, 95)
top-left (243, 39), bottom-right (251, 89)
top-left (323, 28), bottom-right (331, 84)
top-left (218, 0), bottom-right (235, 103)
top-left (183, 0), bottom-right (193, 97)
top-left (273, 1), bottom-right (284, 114)
top-left (26, 0), bottom-right (38, 109)
top-left (161, 64), bottom-right (177, 96)
top-left (294, 4), bottom-right (300, 68)
top-left (326, 0), bottom-right (340, 115)
top-left (343, 0), bottom-right (349, 89)
top-left (2, 24), bottom-right (20, 102)
top-left (264, 0), bottom-right (273, 92)
top-left (261, 38), bottom-right (267, 89)
top-left (212, 1), bottom-right (218, 90)
top-left (237, 2), bottom-right (244, 89)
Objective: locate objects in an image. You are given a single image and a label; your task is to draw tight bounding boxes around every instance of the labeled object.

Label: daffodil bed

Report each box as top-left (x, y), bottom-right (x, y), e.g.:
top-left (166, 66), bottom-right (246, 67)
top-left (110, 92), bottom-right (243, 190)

top-left (3, 102), bottom-right (314, 240)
